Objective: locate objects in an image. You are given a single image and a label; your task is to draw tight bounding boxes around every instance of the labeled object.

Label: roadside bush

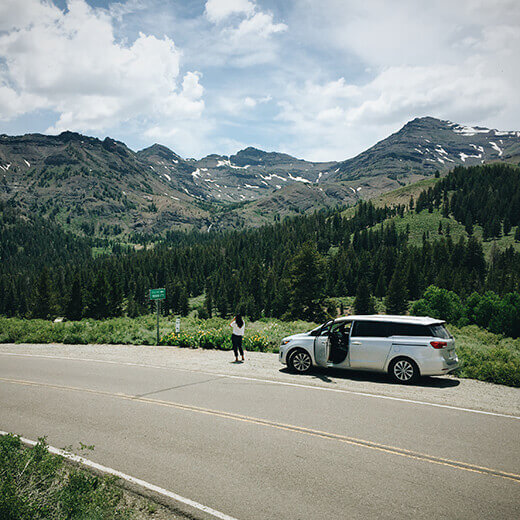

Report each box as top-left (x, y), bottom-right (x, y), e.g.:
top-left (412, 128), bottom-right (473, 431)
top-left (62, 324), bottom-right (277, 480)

top-left (452, 325), bottom-right (520, 387)
top-left (0, 434), bottom-right (132, 519)
top-left (161, 331), bottom-right (197, 348)
top-left (243, 333), bottom-right (271, 352)
top-left (412, 286), bottom-right (520, 339)
top-left (411, 285), bottom-right (463, 323)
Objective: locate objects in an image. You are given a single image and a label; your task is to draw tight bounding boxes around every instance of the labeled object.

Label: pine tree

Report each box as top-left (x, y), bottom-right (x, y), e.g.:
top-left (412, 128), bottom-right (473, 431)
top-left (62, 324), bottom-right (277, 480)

top-left (287, 242), bottom-right (325, 321)
top-left (354, 278), bottom-right (375, 315)
top-left (32, 268), bottom-right (51, 319)
top-left (385, 269), bottom-right (408, 315)
top-left (65, 277), bottom-right (83, 321)
top-left (374, 271), bottom-right (386, 298)
top-left (464, 212), bottom-right (473, 235)
top-left (503, 216), bottom-right (512, 236)
top-left (515, 227), bottom-right (520, 242)
top-left (179, 287), bottom-right (189, 316)
top-left (86, 272), bottom-right (110, 319)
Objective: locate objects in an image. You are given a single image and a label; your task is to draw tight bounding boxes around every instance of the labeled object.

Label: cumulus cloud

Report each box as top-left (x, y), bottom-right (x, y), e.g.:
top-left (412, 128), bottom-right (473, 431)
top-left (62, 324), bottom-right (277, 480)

top-left (205, 0), bottom-right (255, 23)
top-left (203, 0), bottom-right (287, 66)
top-left (0, 0), bottom-right (204, 137)
top-left (273, 0), bottom-right (520, 160)
top-left (277, 62), bottom-right (510, 160)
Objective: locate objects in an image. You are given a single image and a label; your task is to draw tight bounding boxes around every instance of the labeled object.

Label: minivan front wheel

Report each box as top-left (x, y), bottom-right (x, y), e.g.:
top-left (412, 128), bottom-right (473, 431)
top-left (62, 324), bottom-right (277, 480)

top-left (389, 357), bottom-right (419, 384)
top-left (288, 349), bottom-right (312, 374)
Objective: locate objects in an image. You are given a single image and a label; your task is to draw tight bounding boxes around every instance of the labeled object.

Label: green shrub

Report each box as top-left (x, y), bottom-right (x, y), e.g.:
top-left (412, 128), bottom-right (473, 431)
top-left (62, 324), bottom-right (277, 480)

top-left (411, 285), bottom-right (463, 323)
top-left (0, 434), bottom-right (132, 519)
top-left (243, 333), bottom-right (271, 352)
top-left (451, 325), bottom-right (520, 387)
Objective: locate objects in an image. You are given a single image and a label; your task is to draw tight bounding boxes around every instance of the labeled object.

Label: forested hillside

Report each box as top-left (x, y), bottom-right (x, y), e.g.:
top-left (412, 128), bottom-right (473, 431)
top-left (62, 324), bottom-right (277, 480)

top-left (415, 164), bottom-right (520, 239)
top-left (1, 164), bottom-right (519, 336)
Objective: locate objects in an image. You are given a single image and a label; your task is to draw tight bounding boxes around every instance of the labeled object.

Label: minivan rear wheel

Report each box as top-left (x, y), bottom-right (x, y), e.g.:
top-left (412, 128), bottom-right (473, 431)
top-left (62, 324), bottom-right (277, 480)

top-left (288, 349), bottom-right (312, 374)
top-left (389, 357), bottom-right (419, 384)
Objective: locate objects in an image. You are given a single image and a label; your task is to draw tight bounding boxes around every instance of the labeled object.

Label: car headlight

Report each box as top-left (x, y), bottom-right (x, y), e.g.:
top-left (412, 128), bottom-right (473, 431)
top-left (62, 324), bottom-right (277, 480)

top-left (281, 339), bottom-right (290, 346)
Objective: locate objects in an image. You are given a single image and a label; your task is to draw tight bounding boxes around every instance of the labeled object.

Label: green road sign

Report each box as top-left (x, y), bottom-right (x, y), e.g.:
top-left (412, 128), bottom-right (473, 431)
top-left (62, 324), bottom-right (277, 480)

top-left (149, 288), bottom-right (166, 300)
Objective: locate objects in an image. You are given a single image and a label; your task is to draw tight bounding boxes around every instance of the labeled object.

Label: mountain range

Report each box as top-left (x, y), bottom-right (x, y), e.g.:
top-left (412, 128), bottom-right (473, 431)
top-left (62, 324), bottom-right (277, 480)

top-left (1, 117), bottom-right (519, 235)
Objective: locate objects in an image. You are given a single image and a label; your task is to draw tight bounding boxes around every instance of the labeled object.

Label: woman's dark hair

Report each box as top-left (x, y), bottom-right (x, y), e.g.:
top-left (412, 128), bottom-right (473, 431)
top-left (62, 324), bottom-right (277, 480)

top-left (235, 315), bottom-right (244, 328)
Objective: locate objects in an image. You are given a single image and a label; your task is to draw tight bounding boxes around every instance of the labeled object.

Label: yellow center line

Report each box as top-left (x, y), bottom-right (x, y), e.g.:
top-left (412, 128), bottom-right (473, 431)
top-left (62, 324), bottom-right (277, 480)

top-left (2, 376), bottom-right (519, 483)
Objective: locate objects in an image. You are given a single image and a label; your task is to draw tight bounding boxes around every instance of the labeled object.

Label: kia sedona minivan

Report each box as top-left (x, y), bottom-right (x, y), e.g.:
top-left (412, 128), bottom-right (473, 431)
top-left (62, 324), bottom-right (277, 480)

top-left (279, 315), bottom-right (458, 383)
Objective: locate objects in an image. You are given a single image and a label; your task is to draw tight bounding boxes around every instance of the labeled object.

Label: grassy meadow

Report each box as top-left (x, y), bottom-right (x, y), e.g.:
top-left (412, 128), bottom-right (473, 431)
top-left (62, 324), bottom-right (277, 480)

top-left (0, 315), bottom-right (316, 352)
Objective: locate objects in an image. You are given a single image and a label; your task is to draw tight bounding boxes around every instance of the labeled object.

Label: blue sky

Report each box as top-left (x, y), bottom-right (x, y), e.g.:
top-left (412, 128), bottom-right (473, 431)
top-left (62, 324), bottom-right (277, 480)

top-left (1, 0), bottom-right (519, 160)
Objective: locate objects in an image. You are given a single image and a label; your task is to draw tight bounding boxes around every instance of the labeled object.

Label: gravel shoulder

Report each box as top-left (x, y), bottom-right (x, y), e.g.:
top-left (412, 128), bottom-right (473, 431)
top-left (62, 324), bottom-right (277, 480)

top-left (1, 342), bottom-right (519, 417)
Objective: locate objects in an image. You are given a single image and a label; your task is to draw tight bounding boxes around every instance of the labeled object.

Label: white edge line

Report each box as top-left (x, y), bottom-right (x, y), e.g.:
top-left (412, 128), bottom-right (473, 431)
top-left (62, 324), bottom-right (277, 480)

top-left (0, 430), bottom-right (239, 520)
top-left (1, 351), bottom-right (519, 421)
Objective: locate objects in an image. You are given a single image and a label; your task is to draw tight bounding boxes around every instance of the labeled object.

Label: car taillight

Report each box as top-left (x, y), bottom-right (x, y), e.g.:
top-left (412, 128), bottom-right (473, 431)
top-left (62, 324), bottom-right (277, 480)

top-left (430, 341), bottom-right (447, 349)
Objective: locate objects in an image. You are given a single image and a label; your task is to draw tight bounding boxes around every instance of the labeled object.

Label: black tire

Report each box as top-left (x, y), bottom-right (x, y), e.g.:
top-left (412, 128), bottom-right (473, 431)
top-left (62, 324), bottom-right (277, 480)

top-left (389, 357), bottom-right (420, 384)
top-left (288, 349), bottom-right (313, 374)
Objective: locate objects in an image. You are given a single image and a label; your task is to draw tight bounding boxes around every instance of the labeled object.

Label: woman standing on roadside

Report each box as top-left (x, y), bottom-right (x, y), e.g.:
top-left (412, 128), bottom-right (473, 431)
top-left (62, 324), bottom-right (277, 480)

top-left (230, 314), bottom-right (245, 362)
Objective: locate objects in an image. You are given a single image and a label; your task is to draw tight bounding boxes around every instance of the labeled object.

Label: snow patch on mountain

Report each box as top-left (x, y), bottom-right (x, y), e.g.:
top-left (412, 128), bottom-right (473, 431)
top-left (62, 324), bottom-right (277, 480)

top-left (489, 141), bottom-right (503, 156)
top-left (216, 158), bottom-right (250, 169)
top-left (259, 173), bottom-right (287, 182)
top-left (288, 173), bottom-right (311, 183)
top-left (470, 144), bottom-right (484, 154)
top-left (452, 125), bottom-right (490, 136)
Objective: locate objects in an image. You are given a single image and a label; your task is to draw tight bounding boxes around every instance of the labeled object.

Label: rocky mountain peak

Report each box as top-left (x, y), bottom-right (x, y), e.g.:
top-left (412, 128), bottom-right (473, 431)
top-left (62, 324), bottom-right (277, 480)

top-left (137, 143), bottom-right (182, 162)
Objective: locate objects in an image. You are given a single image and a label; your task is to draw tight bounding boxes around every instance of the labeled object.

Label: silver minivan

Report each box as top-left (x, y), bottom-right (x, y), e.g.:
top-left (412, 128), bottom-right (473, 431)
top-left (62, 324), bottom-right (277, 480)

top-left (279, 315), bottom-right (459, 383)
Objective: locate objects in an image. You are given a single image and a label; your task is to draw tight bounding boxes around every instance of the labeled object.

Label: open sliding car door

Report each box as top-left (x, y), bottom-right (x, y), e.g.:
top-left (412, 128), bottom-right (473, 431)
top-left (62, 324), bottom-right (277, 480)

top-left (314, 321), bottom-right (332, 367)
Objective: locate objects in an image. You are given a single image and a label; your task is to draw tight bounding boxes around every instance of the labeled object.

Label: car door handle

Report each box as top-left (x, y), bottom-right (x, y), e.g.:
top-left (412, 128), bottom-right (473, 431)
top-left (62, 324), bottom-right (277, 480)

top-left (352, 341), bottom-right (362, 345)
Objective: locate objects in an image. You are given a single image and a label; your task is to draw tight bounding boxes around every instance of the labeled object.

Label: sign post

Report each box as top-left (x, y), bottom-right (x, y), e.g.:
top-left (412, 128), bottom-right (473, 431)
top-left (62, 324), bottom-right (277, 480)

top-left (149, 288), bottom-right (166, 345)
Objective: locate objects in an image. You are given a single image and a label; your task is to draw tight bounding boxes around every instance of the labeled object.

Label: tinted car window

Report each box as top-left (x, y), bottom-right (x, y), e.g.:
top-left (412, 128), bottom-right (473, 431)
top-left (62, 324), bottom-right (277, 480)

top-left (319, 322), bottom-right (333, 336)
top-left (388, 323), bottom-right (432, 337)
top-left (430, 324), bottom-right (451, 339)
top-left (351, 321), bottom-right (389, 337)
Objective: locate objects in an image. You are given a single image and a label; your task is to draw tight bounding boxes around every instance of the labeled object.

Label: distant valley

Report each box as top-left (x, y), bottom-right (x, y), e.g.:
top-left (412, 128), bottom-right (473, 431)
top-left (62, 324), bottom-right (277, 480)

top-left (1, 116), bottom-right (519, 236)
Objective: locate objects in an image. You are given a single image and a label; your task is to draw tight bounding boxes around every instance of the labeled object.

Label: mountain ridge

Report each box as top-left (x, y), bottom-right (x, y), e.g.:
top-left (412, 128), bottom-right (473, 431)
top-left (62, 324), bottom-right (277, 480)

top-left (1, 116), bottom-right (519, 235)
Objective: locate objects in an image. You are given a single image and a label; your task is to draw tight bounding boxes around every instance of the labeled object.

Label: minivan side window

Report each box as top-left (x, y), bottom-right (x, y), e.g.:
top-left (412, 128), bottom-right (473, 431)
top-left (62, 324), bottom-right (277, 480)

top-left (387, 323), bottom-right (431, 336)
top-left (351, 321), bottom-right (389, 337)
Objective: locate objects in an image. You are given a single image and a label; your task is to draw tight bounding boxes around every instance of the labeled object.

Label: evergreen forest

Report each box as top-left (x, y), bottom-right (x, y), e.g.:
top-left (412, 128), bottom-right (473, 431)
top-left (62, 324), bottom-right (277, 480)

top-left (1, 164), bottom-right (520, 337)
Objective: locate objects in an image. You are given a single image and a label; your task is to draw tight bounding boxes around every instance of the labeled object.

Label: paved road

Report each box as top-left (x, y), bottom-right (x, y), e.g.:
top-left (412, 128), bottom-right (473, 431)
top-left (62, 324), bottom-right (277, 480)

top-left (1, 344), bottom-right (519, 519)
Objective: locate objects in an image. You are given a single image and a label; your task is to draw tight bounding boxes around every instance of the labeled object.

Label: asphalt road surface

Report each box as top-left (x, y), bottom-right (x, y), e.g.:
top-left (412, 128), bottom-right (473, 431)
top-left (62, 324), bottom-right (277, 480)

top-left (1, 344), bottom-right (519, 520)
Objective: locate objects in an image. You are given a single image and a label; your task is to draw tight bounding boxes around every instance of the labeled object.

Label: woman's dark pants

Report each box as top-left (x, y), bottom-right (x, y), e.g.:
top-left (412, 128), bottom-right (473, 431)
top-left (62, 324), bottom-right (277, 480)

top-left (232, 334), bottom-right (243, 357)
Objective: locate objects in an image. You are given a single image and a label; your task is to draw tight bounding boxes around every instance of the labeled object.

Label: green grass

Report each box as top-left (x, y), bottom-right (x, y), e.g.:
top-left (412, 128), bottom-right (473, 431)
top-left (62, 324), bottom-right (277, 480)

top-left (450, 325), bottom-right (520, 387)
top-left (341, 177), bottom-right (440, 219)
top-left (0, 315), bottom-right (317, 351)
top-left (369, 209), bottom-right (520, 259)
top-left (0, 434), bottom-right (133, 519)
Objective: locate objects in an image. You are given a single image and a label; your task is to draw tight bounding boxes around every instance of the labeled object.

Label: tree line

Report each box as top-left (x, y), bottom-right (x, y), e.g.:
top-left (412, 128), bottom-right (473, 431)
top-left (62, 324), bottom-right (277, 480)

top-left (1, 165), bottom-right (519, 337)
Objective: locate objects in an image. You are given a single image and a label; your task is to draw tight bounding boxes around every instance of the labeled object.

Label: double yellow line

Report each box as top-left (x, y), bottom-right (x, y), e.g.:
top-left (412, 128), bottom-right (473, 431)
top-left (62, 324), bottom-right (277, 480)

top-left (1, 376), bottom-right (519, 483)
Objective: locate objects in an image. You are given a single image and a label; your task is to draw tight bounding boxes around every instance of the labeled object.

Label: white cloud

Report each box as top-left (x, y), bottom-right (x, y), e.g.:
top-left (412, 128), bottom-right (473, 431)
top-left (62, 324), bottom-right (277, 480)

top-left (277, 61), bottom-right (511, 161)
top-left (205, 0), bottom-right (255, 23)
top-left (273, 0), bottom-right (520, 160)
top-left (0, 0), bottom-right (204, 136)
top-left (203, 0), bottom-right (287, 66)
